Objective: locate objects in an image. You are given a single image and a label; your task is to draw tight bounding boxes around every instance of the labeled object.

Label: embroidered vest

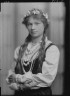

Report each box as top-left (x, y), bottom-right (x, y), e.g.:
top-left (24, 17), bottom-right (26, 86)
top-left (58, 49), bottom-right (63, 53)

top-left (15, 43), bottom-right (54, 74)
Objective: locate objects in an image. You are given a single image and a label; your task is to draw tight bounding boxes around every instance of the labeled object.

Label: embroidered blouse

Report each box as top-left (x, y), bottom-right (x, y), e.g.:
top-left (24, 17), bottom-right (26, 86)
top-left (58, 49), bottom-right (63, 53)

top-left (7, 37), bottom-right (60, 89)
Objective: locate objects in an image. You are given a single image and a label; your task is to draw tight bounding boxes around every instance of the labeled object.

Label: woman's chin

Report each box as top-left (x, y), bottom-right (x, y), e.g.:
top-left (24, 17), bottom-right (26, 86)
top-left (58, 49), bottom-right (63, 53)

top-left (30, 34), bottom-right (39, 37)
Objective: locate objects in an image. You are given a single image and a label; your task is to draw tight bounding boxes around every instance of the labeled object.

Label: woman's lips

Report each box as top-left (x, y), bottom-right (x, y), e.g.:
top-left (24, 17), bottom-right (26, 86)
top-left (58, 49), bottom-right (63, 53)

top-left (31, 31), bottom-right (37, 33)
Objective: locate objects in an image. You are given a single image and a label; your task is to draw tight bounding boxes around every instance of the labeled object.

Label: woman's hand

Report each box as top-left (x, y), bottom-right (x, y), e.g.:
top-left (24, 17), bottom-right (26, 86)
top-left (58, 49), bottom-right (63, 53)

top-left (9, 83), bottom-right (19, 90)
top-left (24, 80), bottom-right (38, 88)
top-left (6, 70), bottom-right (16, 84)
top-left (8, 74), bottom-right (16, 83)
top-left (16, 75), bottom-right (28, 83)
top-left (16, 72), bottom-right (33, 83)
top-left (25, 79), bottom-right (32, 84)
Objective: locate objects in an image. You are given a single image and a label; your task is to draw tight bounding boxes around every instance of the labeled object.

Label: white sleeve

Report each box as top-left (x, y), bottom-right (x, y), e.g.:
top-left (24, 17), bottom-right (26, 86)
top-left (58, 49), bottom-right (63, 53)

top-left (32, 45), bottom-right (60, 87)
top-left (10, 46), bottom-right (20, 71)
top-left (6, 46), bottom-right (21, 82)
top-left (14, 46), bottom-right (20, 61)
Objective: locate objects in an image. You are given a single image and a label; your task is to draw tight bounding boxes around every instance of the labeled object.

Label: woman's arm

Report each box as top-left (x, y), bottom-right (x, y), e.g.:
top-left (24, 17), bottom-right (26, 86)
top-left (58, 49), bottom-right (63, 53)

top-left (31, 45), bottom-right (60, 87)
top-left (6, 47), bottom-right (20, 84)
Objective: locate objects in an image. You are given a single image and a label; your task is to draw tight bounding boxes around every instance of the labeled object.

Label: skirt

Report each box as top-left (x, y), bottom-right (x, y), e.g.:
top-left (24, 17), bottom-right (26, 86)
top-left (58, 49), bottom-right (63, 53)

top-left (14, 87), bottom-right (52, 96)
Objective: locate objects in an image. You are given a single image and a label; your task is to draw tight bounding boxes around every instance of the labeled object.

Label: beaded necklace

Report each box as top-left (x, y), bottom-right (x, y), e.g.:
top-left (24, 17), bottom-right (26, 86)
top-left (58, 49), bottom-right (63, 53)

top-left (21, 42), bottom-right (41, 73)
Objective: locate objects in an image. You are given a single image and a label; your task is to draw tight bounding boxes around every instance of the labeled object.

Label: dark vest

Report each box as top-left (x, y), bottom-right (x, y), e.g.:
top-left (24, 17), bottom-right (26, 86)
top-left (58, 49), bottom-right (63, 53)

top-left (15, 43), bottom-right (54, 75)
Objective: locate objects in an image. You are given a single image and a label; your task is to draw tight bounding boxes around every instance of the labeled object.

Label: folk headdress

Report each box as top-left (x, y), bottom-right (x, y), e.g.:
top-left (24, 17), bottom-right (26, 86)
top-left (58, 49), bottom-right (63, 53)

top-left (22, 8), bottom-right (49, 25)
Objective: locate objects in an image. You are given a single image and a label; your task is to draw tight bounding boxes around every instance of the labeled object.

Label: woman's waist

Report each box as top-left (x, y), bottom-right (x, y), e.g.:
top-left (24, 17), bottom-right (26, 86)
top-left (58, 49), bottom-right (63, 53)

top-left (21, 86), bottom-right (51, 92)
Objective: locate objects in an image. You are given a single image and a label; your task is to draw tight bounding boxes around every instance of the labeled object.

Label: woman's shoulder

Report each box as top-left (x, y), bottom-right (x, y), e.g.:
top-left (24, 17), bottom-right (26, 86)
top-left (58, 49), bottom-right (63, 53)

top-left (14, 46), bottom-right (21, 59)
top-left (14, 43), bottom-right (26, 54)
top-left (15, 46), bottom-right (21, 53)
top-left (45, 40), bottom-right (60, 53)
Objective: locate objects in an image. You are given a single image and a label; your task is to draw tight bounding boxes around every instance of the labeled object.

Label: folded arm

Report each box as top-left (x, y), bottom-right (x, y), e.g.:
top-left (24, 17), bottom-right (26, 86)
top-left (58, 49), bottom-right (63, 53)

top-left (15, 45), bottom-right (60, 88)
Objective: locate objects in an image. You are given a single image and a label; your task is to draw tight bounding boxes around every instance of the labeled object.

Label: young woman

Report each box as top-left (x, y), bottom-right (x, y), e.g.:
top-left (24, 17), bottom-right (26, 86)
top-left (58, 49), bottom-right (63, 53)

top-left (6, 8), bottom-right (60, 96)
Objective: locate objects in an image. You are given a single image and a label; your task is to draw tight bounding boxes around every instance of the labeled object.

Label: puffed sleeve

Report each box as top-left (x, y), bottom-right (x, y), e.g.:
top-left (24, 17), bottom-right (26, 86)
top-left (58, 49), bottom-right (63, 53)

top-left (10, 46), bottom-right (20, 71)
top-left (32, 45), bottom-right (60, 87)
top-left (14, 46), bottom-right (20, 61)
top-left (6, 46), bottom-right (20, 82)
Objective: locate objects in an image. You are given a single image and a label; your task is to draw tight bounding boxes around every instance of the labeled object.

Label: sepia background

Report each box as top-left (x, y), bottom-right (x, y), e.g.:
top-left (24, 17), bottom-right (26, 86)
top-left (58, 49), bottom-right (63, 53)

top-left (0, 2), bottom-right (66, 95)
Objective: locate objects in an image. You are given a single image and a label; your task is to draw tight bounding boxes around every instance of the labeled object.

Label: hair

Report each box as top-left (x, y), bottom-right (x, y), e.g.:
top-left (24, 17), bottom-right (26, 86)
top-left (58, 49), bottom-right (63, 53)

top-left (21, 8), bottom-right (49, 64)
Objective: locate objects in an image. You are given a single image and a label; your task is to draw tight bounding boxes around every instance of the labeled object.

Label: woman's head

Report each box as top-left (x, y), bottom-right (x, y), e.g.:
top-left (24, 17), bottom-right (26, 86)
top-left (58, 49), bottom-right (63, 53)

top-left (22, 8), bottom-right (49, 34)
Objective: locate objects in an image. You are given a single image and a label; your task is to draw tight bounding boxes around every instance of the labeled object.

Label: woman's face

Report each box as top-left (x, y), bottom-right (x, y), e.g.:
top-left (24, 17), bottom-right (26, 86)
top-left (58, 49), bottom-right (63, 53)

top-left (26, 17), bottom-right (44, 38)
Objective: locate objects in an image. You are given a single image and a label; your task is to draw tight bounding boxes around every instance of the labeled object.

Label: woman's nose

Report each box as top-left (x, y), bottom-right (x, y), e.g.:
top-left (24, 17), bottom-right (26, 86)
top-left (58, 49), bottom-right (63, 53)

top-left (31, 24), bottom-right (35, 30)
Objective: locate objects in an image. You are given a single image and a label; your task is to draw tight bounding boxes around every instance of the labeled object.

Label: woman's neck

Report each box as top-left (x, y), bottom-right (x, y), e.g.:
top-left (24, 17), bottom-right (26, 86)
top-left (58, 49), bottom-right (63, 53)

top-left (31, 35), bottom-right (43, 44)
